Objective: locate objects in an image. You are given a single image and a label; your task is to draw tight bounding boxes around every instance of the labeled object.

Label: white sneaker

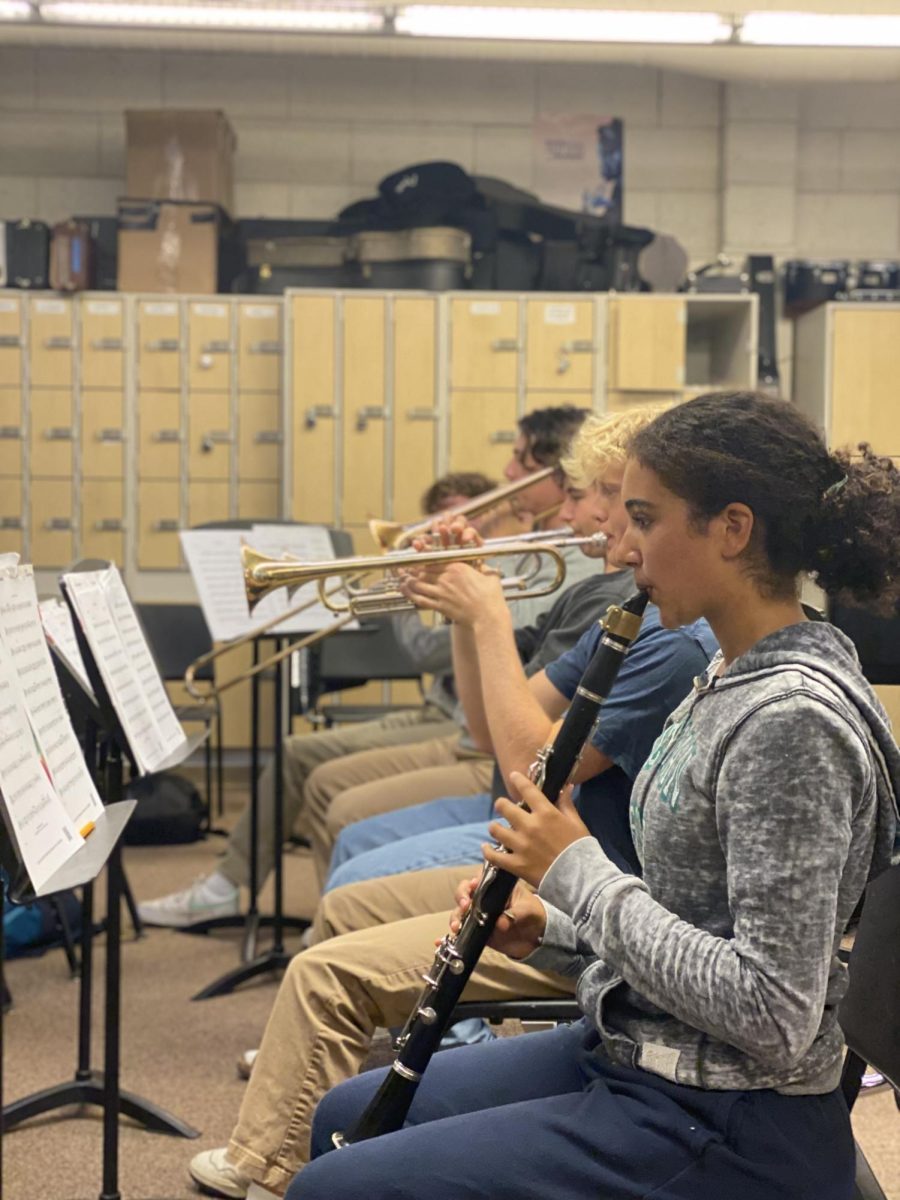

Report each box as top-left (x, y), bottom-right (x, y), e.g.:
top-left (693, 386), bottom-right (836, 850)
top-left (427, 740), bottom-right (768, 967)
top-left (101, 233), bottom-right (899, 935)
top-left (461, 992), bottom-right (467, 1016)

top-left (237, 1048), bottom-right (259, 1080)
top-left (138, 876), bottom-right (240, 929)
top-left (189, 1147), bottom-right (251, 1198)
top-left (247, 1185), bottom-right (280, 1200)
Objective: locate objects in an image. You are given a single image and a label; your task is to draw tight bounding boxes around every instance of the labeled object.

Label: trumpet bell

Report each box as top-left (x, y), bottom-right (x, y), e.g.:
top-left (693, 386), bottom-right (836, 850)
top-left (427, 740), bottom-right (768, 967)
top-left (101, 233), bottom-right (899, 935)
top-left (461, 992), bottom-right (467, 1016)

top-left (368, 517), bottom-right (405, 551)
top-left (243, 545), bottom-right (280, 610)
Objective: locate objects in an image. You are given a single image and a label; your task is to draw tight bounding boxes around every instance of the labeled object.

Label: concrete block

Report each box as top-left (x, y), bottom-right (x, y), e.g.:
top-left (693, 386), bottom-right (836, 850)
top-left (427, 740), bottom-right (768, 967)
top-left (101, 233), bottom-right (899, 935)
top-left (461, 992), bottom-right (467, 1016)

top-left (659, 71), bottom-right (721, 128)
top-left (290, 55), bottom-right (416, 123)
top-left (658, 190), bottom-right (720, 262)
top-left (727, 82), bottom-right (799, 123)
top-left (626, 126), bottom-right (720, 192)
top-left (795, 193), bottom-right (900, 258)
top-left (723, 184), bottom-right (795, 252)
top-left (724, 122), bottom-right (798, 187)
top-left (35, 177), bottom-right (120, 224)
top-left (349, 124), bottom-right (475, 188)
top-left (233, 120), bottom-right (351, 185)
top-left (797, 130), bottom-right (840, 192)
top-left (37, 48), bottom-right (162, 111)
top-left (623, 190), bottom-right (658, 229)
top-left (289, 183), bottom-right (362, 219)
top-left (798, 83), bottom-right (900, 130)
top-left (0, 47), bottom-right (36, 110)
top-left (162, 51), bottom-right (290, 118)
top-left (839, 131), bottom-right (900, 193)
top-left (0, 176), bottom-right (38, 217)
top-left (234, 182), bottom-right (292, 217)
top-left (0, 112), bottom-right (101, 178)
top-left (474, 126), bottom-right (535, 192)
top-left (536, 62), bottom-right (659, 126)
top-left (412, 58), bottom-right (536, 125)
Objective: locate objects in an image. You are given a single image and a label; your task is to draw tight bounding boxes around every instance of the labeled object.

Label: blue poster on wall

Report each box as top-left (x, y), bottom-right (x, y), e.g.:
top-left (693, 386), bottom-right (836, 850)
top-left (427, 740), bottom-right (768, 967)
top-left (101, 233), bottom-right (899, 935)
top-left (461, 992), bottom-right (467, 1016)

top-left (533, 114), bottom-right (623, 223)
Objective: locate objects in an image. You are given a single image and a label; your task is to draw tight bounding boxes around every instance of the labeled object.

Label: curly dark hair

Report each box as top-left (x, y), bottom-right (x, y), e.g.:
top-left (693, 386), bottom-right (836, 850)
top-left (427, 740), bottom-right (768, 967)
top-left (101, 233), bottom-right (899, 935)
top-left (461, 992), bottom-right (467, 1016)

top-left (421, 472), bottom-right (497, 516)
top-left (518, 405), bottom-right (590, 468)
top-left (628, 391), bottom-right (900, 610)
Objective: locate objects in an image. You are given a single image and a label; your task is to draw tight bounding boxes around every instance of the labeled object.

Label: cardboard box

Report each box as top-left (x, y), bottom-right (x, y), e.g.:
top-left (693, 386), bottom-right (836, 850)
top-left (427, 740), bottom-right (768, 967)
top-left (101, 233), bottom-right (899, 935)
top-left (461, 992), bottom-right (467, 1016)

top-left (125, 110), bottom-right (236, 216)
top-left (117, 199), bottom-right (241, 294)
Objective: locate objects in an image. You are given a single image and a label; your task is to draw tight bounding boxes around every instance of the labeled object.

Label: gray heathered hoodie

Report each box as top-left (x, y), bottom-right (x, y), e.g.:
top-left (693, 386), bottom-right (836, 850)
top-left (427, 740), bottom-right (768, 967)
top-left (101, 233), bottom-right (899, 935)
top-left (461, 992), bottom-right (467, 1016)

top-left (530, 621), bottom-right (899, 1095)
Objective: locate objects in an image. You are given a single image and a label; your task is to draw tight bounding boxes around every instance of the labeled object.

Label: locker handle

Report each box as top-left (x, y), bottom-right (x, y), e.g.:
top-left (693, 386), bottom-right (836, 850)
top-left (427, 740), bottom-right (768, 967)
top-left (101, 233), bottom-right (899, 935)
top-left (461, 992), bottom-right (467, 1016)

top-left (43, 517), bottom-right (73, 532)
top-left (0, 335), bottom-right (21, 349)
top-left (146, 339), bottom-right (181, 352)
top-left (43, 336), bottom-right (73, 351)
top-left (405, 407), bottom-right (439, 422)
top-left (152, 519), bottom-right (180, 533)
top-left (201, 340), bottom-right (233, 354)
top-left (0, 517), bottom-right (23, 530)
top-left (249, 340), bottom-right (282, 355)
top-left (561, 339), bottom-right (597, 354)
top-left (200, 430), bottom-right (233, 453)
top-left (152, 429), bottom-right (181, 444)
top-left (91, 337), bottom-right (123, 352)
top-left (491, 338), bottom-right (521, 353)
top-left (94, 518), bottom-right (125, 532)
top-left (44, 427), bottom-right (74, 441)
top-left (489, 430), bottom-right (517, 445)
top-left (305, 405), bottom-right (337, 429)
top-left (96, 428), bottom-right (125, 443)
top-left (355, 406), bottom-right (387, 433)
top-left (0, 426), bottom-right (21, 440)
top-left (254, 430), bottom-right (283, 445)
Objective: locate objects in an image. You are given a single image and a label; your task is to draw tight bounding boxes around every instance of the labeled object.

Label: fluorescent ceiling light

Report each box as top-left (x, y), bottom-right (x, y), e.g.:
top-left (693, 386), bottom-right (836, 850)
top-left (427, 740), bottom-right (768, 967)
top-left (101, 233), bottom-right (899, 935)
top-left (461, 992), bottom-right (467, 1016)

top-left (0, 0), bottom-right (32, 17)
top-left (38, 1), bottom-right (384, 31)
top-left (740, 11), bottom-right (900, 47)
top-left (394, 5), bottom-right (732, 43)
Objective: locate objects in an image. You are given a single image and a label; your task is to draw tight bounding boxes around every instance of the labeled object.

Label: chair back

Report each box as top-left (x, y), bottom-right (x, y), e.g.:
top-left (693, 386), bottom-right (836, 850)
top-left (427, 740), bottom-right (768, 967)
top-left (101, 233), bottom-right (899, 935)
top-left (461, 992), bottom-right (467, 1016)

top-left (136, 603), bottom-right (214, 682)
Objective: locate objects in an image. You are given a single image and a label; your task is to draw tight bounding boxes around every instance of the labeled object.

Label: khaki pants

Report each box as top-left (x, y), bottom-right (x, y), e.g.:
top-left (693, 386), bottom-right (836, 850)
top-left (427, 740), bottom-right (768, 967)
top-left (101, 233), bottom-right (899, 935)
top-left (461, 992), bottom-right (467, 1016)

top-left (227, 866), bottom-right (575, 1194)
top-left (305, 738), bottom-right (495, 887)
top-left (220, 706), bottom-right (457, 889)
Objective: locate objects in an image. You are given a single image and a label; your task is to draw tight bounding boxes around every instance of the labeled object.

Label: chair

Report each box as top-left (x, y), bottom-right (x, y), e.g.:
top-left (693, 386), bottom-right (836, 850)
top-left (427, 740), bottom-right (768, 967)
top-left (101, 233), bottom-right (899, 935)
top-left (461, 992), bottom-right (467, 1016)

top-left (309, 617), bottom-right (426, 728)
top-left (135, 603), bottom-right (223, 824)
top-left (829, 600), bottom-right (900, 687)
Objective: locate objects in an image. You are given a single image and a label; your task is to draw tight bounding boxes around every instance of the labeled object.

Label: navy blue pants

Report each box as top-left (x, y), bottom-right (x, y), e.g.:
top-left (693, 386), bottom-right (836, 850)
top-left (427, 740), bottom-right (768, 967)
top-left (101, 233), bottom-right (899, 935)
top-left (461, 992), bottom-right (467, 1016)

top-left (285, 1020), bottom-right (854, 1200)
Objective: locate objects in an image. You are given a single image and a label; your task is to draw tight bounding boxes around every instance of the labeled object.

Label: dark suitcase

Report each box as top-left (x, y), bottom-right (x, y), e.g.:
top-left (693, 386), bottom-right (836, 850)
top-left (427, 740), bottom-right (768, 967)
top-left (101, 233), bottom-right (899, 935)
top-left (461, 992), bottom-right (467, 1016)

top-left (5, 219), bottom-right (50, 289)
top-left (354, 227), bottom-right (471, 290)
top-left (235, 262), bottom-right (358, 294)
top-left (50, 219), bottom-right (93, 292)
top-left (784, 260), bottom-right (849, 316)
top-left (471, 235), bottom-right (542, 291)
top-left (378, 162), bottom-right (477, 229)
top-left (747, 254), bottom-right (780, 392)
top-left (855, 261), bottom-right (900, 290)
top-left (0, 221), bottom-right (6, 287)
top-left (74, 216), bottom-right (118, 290)
top-left (246, 234), bottom-right (350, 271)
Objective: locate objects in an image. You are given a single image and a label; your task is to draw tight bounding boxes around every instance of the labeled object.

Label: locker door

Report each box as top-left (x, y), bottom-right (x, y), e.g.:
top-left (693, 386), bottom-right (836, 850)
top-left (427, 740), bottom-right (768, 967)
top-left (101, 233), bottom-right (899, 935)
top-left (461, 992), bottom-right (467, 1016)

top-left (525, 299), bottom-right (596, 392)
top-left (137, 300), bottom-right (182, 391)
top-left (29, 297), bottom-right (74, 389)
top-left (188, 479), bottom-right (231, 527)
top-left (342, 296), bottom-right (386, 526)
top-left (82, 390), bottom-right (125, 479)
top-left (0, 392), bottom-right (23, 475)
top-left (607, 297), bottom-right (686, 392)
top-left (831, 310), bottom-right (900, 453)
top-left (238, 480), bottom-right (280, 520)
top-left (450, 297), bottom-right (519, 390)
top-left (290, 294), bottom-right (337, 525)
top-left (393, 297), bottom-right (438, 523)
top-left (187, 392), bottom-right (232, 480)
top-left (30, 479), bottom-right (74, 567)
top-left (29, 390), bottom-right (74, 477)
top-left (238, 392), bottom-right (281, 481)
top-left (449, 391), bottom-right (518, 478)
top-left (80, 297), bottom-right (125, 389)
top-left (138, 392), bottom-right (182, 478)
top-left (525, 391), bottom-right (593, 415)
top-left (188, 301), bottom-right (233, 392)
top-left (237, 301), bottom-right (282, 392)
top-left (80, 479), bottom-right (125, 564)
top-left (137, 480), bottom-right (182, 570)
top-left (0, 476), bottom-right (24, 556)
top-left (605, 390), bottom-right (682, 415)
top-left (0, 296), bottom-right (23, 388)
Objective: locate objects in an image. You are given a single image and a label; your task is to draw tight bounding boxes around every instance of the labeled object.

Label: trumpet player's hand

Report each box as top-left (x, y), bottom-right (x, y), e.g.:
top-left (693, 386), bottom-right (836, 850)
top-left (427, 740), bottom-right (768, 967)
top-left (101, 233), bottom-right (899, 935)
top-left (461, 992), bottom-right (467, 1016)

top-left (398, 561), bottom-right (508, 627)
top-left (444, 876), bottom-right (548, 961)
top-left (484, 772), bottom-right (592, 889)
top-left (411, 515), bottom-right (483, 554)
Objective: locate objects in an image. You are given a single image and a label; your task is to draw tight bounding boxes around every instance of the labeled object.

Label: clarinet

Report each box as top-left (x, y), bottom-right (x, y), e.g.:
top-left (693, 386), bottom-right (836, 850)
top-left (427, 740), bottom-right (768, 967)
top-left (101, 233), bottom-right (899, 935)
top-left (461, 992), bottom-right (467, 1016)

top-left (334, 590), bottom-right (649, 1147)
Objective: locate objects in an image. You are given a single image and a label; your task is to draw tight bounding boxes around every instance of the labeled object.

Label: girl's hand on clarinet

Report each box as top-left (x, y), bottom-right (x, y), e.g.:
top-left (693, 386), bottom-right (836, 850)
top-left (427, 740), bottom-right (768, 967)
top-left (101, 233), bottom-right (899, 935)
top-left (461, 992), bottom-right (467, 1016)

top-left (484, 772), bottom-right (592, 888)
top-left (443, 877), bottom-right (547, 961)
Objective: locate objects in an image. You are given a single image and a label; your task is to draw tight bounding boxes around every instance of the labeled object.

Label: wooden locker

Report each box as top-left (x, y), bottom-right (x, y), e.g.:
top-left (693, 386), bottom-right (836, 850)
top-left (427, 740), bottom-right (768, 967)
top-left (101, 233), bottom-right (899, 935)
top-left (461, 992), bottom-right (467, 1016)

top-left (79, 297), bottom-right (125, 389)
top-left (137, 300), bottom-right (182, 391)
top-left (450, 297), bottom-right (519, 390)
top-left (605, 390), bottom-right (682, 415)
top-left (188, 479), bottom-right (231, 528)
top-left (392, 297), bottom-right (439, 523)
top-left (137, 480), bottom-right (182, 569)
top-left (448, 391), bottom-right (518, 479)
top-left (524, 391), bottom-right (593, 416)
top-left (238, 392), bottom-right (281, 481)
top-left (80, 478), bottom-right (125, 564)
top-left (290, 294), bottom-right (337, 525)
top-left (30, 478), bottom-right (74, 567)
top-left (0, 296), bottom-right (23, 388)
top-left (0, 391), bottom-right (23, 475)
top-left (608, 297), bottom-right (686, 392)
top-left (830, 310), bottom-right (900, 453)
top-left (138, 392), bottom-right (182, 478)
top-left (81, 390), bottom-right (125, 479)
top-left (188, 300), bottom-right (233, 392)
top-left (342, 296), bottom-right (386, 526)
top-left (237, 301), bottom-right (282, 392)
top-left (525, 299), bottom-right (596, 392)
top-left (238, 480), bottom-right (280, 520)
top-left (187, 391), bottom-right (233, 480)
top-left (29, 297), bottom-right (74, 389)
top-left (29, 390), bottom-right (74, 476)
top-left (0, 476), bottom-right (24, 555)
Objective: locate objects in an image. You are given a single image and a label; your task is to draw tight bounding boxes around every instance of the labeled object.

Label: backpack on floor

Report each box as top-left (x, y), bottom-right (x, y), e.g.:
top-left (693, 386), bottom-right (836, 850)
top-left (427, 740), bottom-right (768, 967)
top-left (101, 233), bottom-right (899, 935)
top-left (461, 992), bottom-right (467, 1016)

top-left (123, 772), bottom-right (205, 846)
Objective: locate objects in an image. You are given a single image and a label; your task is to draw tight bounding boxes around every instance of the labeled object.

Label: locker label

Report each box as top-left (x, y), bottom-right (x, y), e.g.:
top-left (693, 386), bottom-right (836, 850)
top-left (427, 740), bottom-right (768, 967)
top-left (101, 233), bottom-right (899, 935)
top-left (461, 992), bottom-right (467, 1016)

top-left (86, 301), bottom-right (120, 316)
top-left (244, 305), bottom-right (278, 319)
top-left (192, 303), bottom-right (227, 317)
top-left (0, 300), bottom-right (18, 313)
top-left (469, 302), bottom-right (501, 316)
top-left (144, 302), bottom-right (178, 316)
top-left (34, 299), bottom-right (66, 314)
top-left (544, 304), bottom-right (576, 326)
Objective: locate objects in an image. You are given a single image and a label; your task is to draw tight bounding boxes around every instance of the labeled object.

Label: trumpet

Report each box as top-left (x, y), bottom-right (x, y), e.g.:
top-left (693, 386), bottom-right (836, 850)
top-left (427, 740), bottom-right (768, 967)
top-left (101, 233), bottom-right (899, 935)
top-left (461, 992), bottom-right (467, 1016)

top-left (369, 467), bottom-right (556, 551)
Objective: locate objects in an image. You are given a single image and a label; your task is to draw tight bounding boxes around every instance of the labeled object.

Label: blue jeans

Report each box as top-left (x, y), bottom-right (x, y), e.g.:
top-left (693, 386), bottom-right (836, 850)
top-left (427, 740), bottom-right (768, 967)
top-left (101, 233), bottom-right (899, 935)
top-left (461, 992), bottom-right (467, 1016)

top-left (286, 1020), bottom-right (855, 1200)
top-left (325, 793), bottom-right (493, 892)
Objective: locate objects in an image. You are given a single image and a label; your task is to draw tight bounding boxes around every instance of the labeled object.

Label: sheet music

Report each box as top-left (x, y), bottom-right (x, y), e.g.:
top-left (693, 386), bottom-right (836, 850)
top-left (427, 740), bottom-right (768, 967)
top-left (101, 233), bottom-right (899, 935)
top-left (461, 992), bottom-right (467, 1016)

top-left (0, 566), bottom-right (103, 831)
top-left (63, 573), bottom-right (166, 775)
top-left (250, 524), bottom-right (354, 634)
top-left (39, 597), bottom-right (94, 697)
top-left (0, 632), bottom-right (82, 892)
top-left (101, 566), bottom-right (187, 759)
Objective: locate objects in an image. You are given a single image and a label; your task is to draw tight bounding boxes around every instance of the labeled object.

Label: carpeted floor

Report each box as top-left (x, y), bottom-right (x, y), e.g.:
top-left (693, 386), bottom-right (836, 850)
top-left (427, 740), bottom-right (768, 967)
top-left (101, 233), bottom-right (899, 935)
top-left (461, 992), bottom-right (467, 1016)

top-left (2, 774), bottom-right (898, 1200)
